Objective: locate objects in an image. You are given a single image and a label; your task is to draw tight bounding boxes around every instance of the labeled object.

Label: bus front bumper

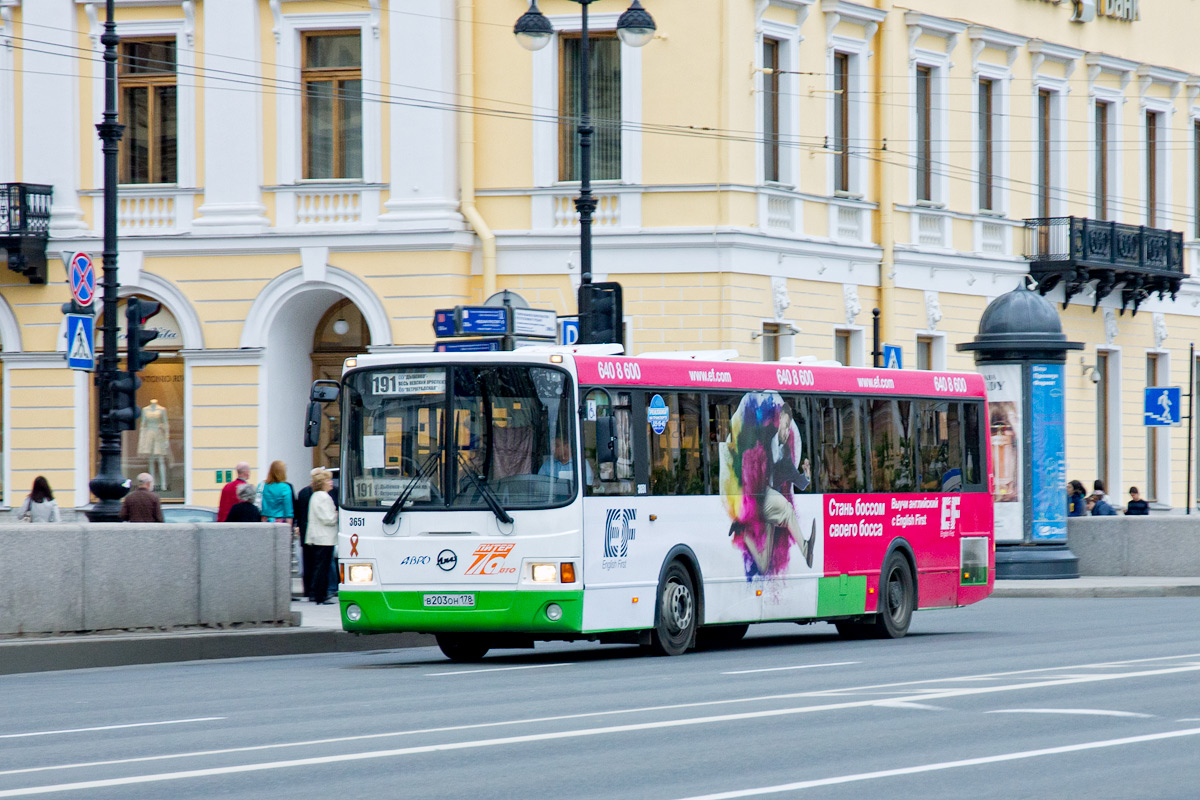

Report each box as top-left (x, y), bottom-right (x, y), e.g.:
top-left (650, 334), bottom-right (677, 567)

top-left (338, 589), bottom-right (584, 635)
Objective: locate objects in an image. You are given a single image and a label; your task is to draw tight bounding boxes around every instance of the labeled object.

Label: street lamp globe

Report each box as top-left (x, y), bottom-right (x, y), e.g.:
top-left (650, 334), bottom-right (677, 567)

top-left (616, 0), bottom-right (656, 47)
top-left (514, 0), bottom-right (554, 51)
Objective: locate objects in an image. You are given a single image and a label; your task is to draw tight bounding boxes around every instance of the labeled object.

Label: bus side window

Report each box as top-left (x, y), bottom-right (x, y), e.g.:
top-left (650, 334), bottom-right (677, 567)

top-left (867, 399), bottom-right (916, 493)
top-left (916, 400), bottom-right (964, 492)
top-left (781, 394), bottom-right (815, 494)
top-left (816, 396), bottom-right (865, 493)
top-left (963, 401), bottom-right (984, 490)
top-left (583, 389), bottom-right (634, 497)
top-left (648, 392), bottom-right (704, 495)
top-left (706, 394), bottom-right (741, 495)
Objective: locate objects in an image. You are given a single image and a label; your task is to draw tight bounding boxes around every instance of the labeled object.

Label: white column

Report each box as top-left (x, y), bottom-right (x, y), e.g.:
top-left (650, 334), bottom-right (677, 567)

top-left (21, 0), bottom-right (87, 233)
top-left (194, 0), bottom-right (269, 232)
top-left (378, 0), bottom-right (462, 229)
top-left (0, 6), bottom-right (16, 183)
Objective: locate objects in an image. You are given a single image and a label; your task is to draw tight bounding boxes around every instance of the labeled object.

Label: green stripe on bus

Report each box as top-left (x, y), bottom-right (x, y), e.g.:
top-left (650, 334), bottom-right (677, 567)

top-left (339, 590), bottom-right (584, 634)
top-left (816, 574), bottom-right (867, 617)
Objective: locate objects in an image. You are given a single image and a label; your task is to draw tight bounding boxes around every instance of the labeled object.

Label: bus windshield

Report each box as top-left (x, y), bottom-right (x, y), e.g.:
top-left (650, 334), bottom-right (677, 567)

top-left (342, 364), bottom-right (577, 511)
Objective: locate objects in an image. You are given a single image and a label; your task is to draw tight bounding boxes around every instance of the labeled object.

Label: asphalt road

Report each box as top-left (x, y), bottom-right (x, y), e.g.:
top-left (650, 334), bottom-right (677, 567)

top-left (2, 598), bottom-right (1199, 799)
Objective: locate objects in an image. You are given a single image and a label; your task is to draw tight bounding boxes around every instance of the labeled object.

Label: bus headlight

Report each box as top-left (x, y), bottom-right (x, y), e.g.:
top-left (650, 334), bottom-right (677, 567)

top-left (346, 604), bottom-right (363, 622)
top-left (347, 564), bottom-right (374, 583)
top-left (545, 603), bottom-right (563, 621)
top-left (531, 563), bottom-right (558, 582)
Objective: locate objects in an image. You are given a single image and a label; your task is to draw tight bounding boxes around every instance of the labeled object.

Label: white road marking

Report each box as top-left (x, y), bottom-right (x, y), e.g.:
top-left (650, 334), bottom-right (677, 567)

top-left (872, 700), bottom-right (947, 711)
top-left (426, 662), bottom-right (570, 677)
top-left (670, 727), bottom-right (1200, 799)
top-left (987, 708), bottom-right (1153, 719)
top-left (2, 663), bottom-right (1199, 796)
top-left (722, 661), bottom-right (859, 675)
top-left (0, 719), bottom-right (224, 740)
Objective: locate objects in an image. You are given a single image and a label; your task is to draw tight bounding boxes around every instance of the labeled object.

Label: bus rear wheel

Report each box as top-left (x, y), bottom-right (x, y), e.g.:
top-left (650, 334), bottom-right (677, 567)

top-left (436, 634), bottom-right (490, 662)
top-left (647, 562), bottom-right (697, 656)
top-left (872, 552), bottom-right (915, 639)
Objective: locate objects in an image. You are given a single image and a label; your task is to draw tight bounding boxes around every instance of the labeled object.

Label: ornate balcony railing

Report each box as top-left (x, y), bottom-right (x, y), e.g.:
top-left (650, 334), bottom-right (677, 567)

top-left (1024, 216), bottom-right (1185, 315)
top-left (0, 183), bottom-right (53, 284)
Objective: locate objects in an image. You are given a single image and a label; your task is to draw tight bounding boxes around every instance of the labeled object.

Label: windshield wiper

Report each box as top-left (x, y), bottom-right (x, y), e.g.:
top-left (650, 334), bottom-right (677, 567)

top-left (382, 451), bottom-right (441, 526)
top-left (456, 451), bottom-right (514, 525)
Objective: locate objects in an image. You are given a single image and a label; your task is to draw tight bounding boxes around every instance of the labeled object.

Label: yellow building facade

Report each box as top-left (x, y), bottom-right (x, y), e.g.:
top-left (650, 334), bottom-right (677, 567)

top-left (0, 0), bottom-right (1197, 511)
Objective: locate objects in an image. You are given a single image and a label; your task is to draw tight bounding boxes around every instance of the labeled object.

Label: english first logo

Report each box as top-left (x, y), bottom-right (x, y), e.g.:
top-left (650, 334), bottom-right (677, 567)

top-left (437, 549), bottom-right (458, 571)
top-left (602, 508), bottom-right (636, 570)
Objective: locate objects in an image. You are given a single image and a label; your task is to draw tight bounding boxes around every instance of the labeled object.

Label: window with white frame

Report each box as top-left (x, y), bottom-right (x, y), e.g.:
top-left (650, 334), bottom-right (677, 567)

top-left (1036, 88), bottom-right (1056, 218)
top-left (834, 328), bottom-right (863, 366)
top-left (1194, 119), bottom-right (1200, 238)
top-left (302, 31), bottom-right (363, 180)
top-left (912, 60), bottom-right (946, 205)
top-left (1094, 100), bottom-right (1113, 220)
top-left (832, 51), bottom-right (853, 193)
top-left (977, 77), bottom-right (995, 212)
top-left (760, 322), bottom-right (795, 362)
top-left (119, 39), bottom-right (178, 185)
top-left (559, 33), bottom-right (621, 182)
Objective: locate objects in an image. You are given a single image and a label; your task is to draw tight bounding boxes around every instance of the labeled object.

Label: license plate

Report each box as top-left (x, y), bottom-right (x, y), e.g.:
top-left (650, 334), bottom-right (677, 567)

top-left (423, 594), bottom-right (475, 608)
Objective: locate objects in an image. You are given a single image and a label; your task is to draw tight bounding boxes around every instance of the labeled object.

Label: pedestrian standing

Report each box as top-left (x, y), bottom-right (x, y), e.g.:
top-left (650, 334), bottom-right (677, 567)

top-left (259, 460), bottom-right (294, 524)
top-left (120, 473), bottom-right (164, 522)
top-left (1067, 480), bottom-right (1087, 517)
top-left (306, 469), bottom-right (338, 605)
top-left (18, 476), bottom-right (61, 523)
top-left (295, 468), bottom-right (318, 600)
top-left (217, 462), bottom-right (250, 522)
top-left (1124, 486), bottom-right (1151, 516)
top-left (226, 482), bottom-right (262, 522)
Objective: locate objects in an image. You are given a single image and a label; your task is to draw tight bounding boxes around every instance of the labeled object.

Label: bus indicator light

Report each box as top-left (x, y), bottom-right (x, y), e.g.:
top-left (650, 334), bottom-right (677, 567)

top-left (560, 562), bottom-right (576, 583)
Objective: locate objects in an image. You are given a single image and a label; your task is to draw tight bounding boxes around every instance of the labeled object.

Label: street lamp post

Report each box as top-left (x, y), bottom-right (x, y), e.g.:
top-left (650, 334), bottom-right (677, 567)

top-left (514, 0), bottom-right (655, 291)
top-left (87, 0), bottom-right (128, 522)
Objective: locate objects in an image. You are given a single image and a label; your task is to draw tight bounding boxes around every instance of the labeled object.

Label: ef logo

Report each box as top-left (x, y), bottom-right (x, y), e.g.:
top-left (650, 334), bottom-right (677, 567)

top-left (940, 496), bottom-right (961, 532)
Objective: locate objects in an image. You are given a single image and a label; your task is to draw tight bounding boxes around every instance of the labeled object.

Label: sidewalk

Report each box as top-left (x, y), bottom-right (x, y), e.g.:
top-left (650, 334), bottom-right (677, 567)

top-left (2, 579), bottom-right (1198, 676)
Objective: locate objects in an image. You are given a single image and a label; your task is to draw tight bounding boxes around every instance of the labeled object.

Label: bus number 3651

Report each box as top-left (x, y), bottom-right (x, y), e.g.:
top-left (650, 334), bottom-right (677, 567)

top-left (775, 368), bottom-right (815, 387)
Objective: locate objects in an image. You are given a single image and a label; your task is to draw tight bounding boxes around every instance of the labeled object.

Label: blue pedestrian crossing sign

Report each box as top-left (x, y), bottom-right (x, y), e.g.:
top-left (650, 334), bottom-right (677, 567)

top-left (1144, 386), bottom-right (1182, 427)
top-left (882, 344), bottom-right (902, 370)
top-left (66, 314), bottom-right (95, 371)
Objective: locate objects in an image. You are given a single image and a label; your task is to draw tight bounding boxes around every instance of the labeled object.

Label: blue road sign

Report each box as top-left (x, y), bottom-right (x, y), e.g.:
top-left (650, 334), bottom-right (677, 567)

top-left (68, 252), bottom-right (96, 307)
top-left (457, 306), bottom-right (509, 335)
top-left (882, 344), bottom-right (903, 370)
top-left (559, 318), bottom-right (580, 346)
top-left (66, 314), bottom-right (95, 370)
top-left (432, 309), bottom-right (456, 337)
top-left (434, 338), bottom-right (502, 353)
top-left (1144, 386), bottom-right (1182, 426)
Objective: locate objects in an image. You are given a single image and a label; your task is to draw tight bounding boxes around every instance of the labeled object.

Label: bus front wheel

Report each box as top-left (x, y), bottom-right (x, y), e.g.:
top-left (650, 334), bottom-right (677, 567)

top-left (647, 562), bottom-right (697, 656)
top-left (436, 633), bottom-right (490, 662)
top-left (872, 552), bottom-right (915, 639)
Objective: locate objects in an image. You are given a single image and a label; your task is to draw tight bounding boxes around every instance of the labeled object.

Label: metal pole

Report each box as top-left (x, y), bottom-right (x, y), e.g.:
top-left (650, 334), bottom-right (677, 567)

top-left (87, 0), bottom-right (128, 522)
top-left (1188, 341), bottom-right (1195, 515)
top-left (575, 0), bottom-right (595, 286)
top-left (871, 308), bottom-right (881, 367)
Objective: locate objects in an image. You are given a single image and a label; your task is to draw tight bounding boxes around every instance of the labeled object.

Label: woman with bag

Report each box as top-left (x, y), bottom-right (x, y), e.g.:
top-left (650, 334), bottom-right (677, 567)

top-left (259, 460), bottom-right (294, 525)
top-left (18, 476), bottom-right (61, 523)
top-left (306, 469), bottom-right (338, 605)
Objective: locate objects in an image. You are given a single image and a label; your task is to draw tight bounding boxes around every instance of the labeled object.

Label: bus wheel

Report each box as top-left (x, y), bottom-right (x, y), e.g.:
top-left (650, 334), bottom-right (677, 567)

top-left (872, 552), bottom-right (915, 639)
top-left (436, 634), bottom-right (490, 662)
top-left (648, 562), bottom-right (696, 656)
top-left (697, 624), bottom-right (748, 650)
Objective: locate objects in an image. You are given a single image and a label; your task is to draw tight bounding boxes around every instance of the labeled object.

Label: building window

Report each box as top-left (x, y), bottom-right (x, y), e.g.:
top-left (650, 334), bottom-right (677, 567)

top-left (977, 78), bottom-right (994, 211)
top-left (917, 336), bottom-right (933, 370)
top-left (833, 52), bottom-right (850, 193)
top-left (302, 32), bottom-right (363, 180)
top-left (1194, 120), bottom-right (1200, 238)
top-left (760, 322), bottom-right (794, 362)
top-left (560, 34), bottom-right (621, 182)
top-left (1146, 353), bottom-right (1160, 501)
top-left (915, 65), bottom-right (933, 202)
top-left (763, 38), bottom-right (781, 183)
top-left (834, 329), bottom-right (851, 366)
top-left (1096, 351), bottom-right (1109, 490)
top-left (1095, 101), bottom-right (1110, 220)
top-left (1037, 89), bottom-right (1053, 218)
top-left (1146, 110), bottom-right (1161, 227)
top-left (118, 39), bottom-right (177, 185)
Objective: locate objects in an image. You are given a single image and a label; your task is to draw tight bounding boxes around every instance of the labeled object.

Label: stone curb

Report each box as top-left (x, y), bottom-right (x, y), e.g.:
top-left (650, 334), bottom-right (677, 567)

top-left (992, 583), bottom-right (1200, 599)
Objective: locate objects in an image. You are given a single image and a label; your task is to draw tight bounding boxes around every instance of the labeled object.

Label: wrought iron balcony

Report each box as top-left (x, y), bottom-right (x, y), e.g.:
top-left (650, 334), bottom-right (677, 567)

top-left (1023, 216), bottom-right (1185, 315)
top-left (0, 183), bottom-right (53, 284)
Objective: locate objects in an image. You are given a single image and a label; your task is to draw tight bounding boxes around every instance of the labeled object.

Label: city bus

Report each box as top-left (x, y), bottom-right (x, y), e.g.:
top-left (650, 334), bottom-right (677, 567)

top-left (315, 347), bottom-right (994, 661)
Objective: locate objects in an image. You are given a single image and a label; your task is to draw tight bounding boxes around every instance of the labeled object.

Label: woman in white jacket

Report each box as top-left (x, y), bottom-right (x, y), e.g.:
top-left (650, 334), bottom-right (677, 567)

top-left (19, 476), bottom-right (61, 523)
top-left (307, 469), bottom-right (339, 604)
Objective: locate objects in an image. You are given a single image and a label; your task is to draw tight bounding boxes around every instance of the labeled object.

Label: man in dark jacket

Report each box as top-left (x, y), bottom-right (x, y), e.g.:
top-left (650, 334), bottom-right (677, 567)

top-left (295, 468), bottom-right (317, 600)
top-left (1125, 487), bottom-right (1151, 515)
top-left (120, 473), bottom-right (164, 522)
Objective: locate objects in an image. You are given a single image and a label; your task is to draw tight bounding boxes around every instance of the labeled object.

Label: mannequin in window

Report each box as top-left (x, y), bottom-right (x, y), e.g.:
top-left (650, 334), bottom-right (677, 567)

top-left (138, 398), bottom-right (170, 491)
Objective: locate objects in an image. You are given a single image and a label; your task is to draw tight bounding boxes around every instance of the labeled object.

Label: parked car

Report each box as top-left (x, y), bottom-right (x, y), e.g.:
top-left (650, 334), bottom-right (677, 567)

top-left (161, 505), bottom-right (217, 523)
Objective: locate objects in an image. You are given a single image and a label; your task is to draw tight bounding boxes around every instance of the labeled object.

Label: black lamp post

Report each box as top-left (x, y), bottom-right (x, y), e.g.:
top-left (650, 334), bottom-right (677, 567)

top-left (514, 0), bottom-right (655, 287)
top-left (87, 0), bottom-right (128, 521)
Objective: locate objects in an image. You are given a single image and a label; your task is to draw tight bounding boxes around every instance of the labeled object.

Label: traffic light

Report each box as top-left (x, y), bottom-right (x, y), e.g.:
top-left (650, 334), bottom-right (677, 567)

top-left (126, 297), bottom-right (161, 373)
top-left (577, 281), bottom-right (623, 347)
top-left (109, 373), bottom-right (142, 431)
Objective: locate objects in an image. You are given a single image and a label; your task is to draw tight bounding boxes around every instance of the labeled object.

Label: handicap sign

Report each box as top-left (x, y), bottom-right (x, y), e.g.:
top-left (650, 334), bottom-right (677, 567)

top-left (882, 344), bottom-right (902, 370)
top-left (68, 252), bottom-right (96, 307)
top-left (1144, 386), bottom-right (1182, 426)
top-left (66, 314), bottom-right (95, 370)
top-left (559, 318), bottom-right (580, 346)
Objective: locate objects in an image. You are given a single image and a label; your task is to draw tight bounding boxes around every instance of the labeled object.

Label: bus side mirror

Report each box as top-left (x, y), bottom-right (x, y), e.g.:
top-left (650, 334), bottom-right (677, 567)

top-left (595, 416), bottom-right (617, 465)
top-left (304, 401), bottom-right (323, 448)
top-left (311, 380), bottom-right (340, 403)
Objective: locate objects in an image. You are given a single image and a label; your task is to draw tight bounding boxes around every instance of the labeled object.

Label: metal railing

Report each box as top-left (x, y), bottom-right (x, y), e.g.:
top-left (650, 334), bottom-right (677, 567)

top-left (1024, 216), bottom-right (1184, 274)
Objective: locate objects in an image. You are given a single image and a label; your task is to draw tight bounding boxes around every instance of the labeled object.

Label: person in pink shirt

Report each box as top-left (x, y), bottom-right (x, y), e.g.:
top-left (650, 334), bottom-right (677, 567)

top-left (217, 462), bottom-right (251, 522)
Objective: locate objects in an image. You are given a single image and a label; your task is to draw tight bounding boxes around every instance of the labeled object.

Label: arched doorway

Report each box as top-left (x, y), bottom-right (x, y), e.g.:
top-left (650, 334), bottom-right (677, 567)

top-left (311, 298), bottom-right (369, 470)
